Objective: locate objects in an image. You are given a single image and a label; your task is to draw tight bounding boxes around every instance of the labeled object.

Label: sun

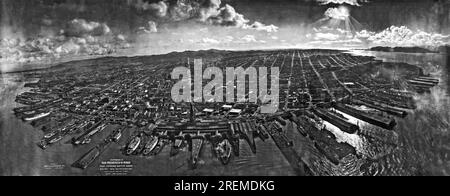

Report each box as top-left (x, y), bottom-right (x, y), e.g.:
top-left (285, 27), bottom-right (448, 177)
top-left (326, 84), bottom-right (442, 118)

top-left (314, 5), bottom-right (362, 34)
top-left (325, 5), bottom-right (350, 21)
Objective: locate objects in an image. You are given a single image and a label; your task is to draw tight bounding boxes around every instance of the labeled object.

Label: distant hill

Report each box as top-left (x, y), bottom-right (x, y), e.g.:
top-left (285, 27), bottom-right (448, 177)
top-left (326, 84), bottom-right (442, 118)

top-left (438, 45), bottom-right (450, 53)
top-left (368, 46), bottom-right (437, 53)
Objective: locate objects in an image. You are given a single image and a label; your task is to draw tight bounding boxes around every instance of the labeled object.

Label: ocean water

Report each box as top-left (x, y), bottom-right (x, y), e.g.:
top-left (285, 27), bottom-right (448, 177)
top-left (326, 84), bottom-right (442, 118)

top-left (349, 51), bottom-right (450, 176)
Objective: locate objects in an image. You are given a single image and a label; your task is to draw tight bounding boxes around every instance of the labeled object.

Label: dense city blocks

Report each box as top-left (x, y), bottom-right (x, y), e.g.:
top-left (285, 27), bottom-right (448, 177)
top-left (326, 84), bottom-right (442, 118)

top-left (10, 49), bottom-right (442, 175)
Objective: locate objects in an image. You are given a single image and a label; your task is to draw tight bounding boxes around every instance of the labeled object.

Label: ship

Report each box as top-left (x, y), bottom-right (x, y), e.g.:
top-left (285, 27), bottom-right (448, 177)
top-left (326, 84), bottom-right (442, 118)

top-left (189, 138), bottom-right (204, 169)
top-left (74, 124), bottom-right (108, 145)
top-left (73, 139), bottom-right (82, 146)
top-left (407, 79), bottom-right (438, 88)
top-left (150, 139), bottom-right (167, 156)
top-left (352, 98), bottom-right (408, 118)
top-left (48, 135), bottom-right (63, 144)
top-left (230, 121), bottom-right (256, 154)
top-left (334, 103), bottom-right (397, 130)
top-left (126, 136), bottom-right (142, 155)
top-left (73, 147), bottom-right (101, 170)
top-left (313, 108), bottom-right (359, 134)
top-left (230, 137), bottom-right (240, 157)
top-left (87, 124), bottom-right (107, 138)
top-left (170, 139), bottom-right (185, 157)
top-left (143, 136), bottom-right (159, 156)
top-left (242, 121), bottom-right (257, 153)
top-left (17, 110), bottom-right (37, 119)
top-left (111, 130), bottom-right (122, 142)
top-left (256, 124), bottom-right (270, 141)
top-left (44, 131), bottom-right (57, 139)
top-left (415, 77), bottom-right (439, 85)
top-left (214, 139), bottom-right (232, 165)
top-left (24, 112), bottom-right (51, 121)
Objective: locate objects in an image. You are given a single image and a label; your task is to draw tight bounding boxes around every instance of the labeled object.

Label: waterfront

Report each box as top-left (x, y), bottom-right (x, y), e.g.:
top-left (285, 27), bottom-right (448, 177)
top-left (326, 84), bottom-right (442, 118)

top-left (0, 74), bottom-right (294, 176)
top-left (350, 50), bottom-right (450, 175)
top-left (1, 50), bottom-right (449, 176)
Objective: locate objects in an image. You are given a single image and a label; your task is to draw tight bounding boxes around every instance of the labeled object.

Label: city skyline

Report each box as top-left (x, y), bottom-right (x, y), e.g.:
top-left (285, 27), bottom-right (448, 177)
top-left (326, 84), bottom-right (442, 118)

top-left (1, 0), bottom-right (450, 73)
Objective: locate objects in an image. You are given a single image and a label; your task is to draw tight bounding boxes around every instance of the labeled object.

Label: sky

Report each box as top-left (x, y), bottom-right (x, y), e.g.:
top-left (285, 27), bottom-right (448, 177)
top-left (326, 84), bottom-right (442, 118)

top-left (1, 0), bottom-right (450, 71)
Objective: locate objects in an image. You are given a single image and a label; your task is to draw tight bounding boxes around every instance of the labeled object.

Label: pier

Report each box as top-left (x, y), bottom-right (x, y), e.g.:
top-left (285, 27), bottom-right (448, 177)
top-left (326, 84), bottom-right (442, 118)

top-left (10, 49), bottom-right (441, 175)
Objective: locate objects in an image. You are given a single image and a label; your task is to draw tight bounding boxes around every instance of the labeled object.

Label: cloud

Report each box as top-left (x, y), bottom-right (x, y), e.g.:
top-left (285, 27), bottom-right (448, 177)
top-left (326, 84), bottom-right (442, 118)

top-left (201, 37), bottom-right (220, 44)
top-left (310, 37), bottom-right (362, 45)
top-left (355, 30), bottom-right (374, 39)
top-left (244, 22), bottom-right (279, 33)
top-left (239, 35), bottom-right (258, 43)
top-left (208, 4), bottom-right (249, 27)
top-left (224, 35), bottom-right (234, 43)
top-left (307, 26), bottom-right (363, 48)
top-left (116, 34), bottom-right (127, 42)
top-left (54, 39), bottom-right (82, 54)
top-left (1, 18), bottom-right (129, 70)
top-left (306, 25), bottom-right (449, 49)
top-left (316, 0), bottom-right (369, 6)
top-left (208, 4), bottom-right (278, 33)
top-left (130, 0), bottom-right (169, 17)
top-left (128, 0), bottom-right (278, 33)
top-left (149, 1), bottom-right (170, 17)
top-left (63, 19), bottom-right (111, 37)
top-left (138, 21), bottom-right (158, 34)
top-left (314, 32), bottom-right (341, 41)
top-left (199, 0), bottom-right (222, 21)
top-left (324, 7), bottom-right (350, 21)
top-left (198, 34), bottom-right (271, 45)
top-left (366, 26), bottom-right (450, 48)
top-left (169, 0), bottom-right (195, 21)
top-left (196, 35), bottom-right (236, 46)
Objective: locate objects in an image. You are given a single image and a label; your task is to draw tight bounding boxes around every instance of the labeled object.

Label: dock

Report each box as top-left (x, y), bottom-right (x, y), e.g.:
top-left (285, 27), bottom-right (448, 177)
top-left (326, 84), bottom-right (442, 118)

top-left (334, 103), bottom-right (397, 130)
top-left (313, 108), bottom-right (359, 134)
top-left (351, 98), bottom-right (408, 118)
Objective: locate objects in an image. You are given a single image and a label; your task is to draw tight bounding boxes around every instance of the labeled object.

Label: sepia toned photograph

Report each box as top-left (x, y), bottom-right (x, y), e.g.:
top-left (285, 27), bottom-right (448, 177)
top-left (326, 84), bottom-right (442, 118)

top-left (0, 0), bottom-right (449, 177)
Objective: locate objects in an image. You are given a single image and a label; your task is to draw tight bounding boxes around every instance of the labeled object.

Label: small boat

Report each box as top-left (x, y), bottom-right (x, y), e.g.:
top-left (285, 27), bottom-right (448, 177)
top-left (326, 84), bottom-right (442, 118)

top-left (143, 136), bottom-right (159, 156)
top-left (81, 138), bottom-right (92, 145)
top-left (73, 139), bottom-right (82, 146)
top-left (37, 140), bottom-right (48, 150)
top-left (44, 132), bottom-right (57, 139)
top-left (215, 139), bottom-right (232, 165)
top-left (112, 131), bottom-right (122, 142)
top-left (126, 136), bottom-right (141, 155)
